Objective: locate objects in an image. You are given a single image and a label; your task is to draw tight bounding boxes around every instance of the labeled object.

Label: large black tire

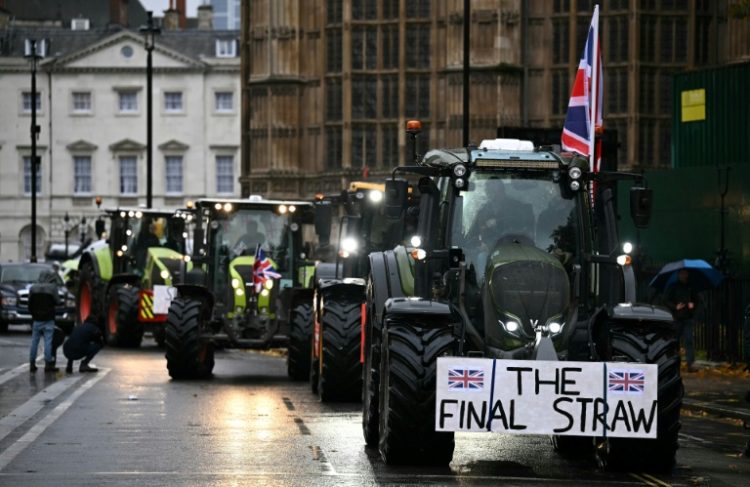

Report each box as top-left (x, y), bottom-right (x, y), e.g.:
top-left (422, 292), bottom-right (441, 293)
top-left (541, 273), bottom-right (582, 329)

top-left (165, 297), bottom-right (214, 380)
top-left (105, 286), bottom-right (143, 348)
top-left (378, 317), bottom-right (456, 465)
top-left (595, 327), bottom-right (682, 472)
top-left (362, 300), bottom-right (380, 447)
top-left (318, 299), bottom-right (363, 402)
top-left (287, 302), bottom-right (313, 380)
top-left (76, 259), bottom-right (103, 326)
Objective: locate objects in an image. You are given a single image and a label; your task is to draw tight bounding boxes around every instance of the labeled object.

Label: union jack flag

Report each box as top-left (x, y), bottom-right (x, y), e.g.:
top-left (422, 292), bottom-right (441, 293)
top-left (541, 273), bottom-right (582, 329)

top-left (448, 368), bottom-right (484, 391)
top-left (253, 246), bottom-right (281, 293)
top-left (561, 5), bottom-right (603, 172)
top-left (608, 370), bottom-right (646, 394)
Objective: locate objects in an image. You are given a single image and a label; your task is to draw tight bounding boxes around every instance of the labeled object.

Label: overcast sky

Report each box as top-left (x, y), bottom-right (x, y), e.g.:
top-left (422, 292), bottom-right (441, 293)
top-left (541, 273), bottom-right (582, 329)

top-left (138, 0), bottom-right (206, 17)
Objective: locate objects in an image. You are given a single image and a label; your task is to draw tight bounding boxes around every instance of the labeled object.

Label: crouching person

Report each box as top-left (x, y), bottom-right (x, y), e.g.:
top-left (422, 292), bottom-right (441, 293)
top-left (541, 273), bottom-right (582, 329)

top-left (63, 317), bottom-right (104, 373)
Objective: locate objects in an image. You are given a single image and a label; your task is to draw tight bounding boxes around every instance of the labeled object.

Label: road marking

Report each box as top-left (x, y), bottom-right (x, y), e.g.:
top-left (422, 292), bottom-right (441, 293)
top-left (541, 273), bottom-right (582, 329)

top-left (0, 364), bottom-right (30, 387)
top-left (630, 473), bottom-right (659, 486)
top-left (630, 472), bottom-right (672, 487)
top-left (0, 339), bottom-right (23, 346)
top-left (0, 373), bottom-right (84, 443)
top-left (309, 445), bottom-right (337, 475)
top-left (294, 417), bottom-right (311, 435)
top-left (679, 432), bottom-right (712, 444)
top-left (282, 397), bottom-right (295, 411)
top-left (640, 473), bottom-right (672, 487)
top-left (0, 368), bottom-right (110, 472)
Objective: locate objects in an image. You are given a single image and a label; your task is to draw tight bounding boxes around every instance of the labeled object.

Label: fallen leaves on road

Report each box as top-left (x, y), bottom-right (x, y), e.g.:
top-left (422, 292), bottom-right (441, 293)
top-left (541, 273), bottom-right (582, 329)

top-left (682, 362), bottom-right (750, 379)
top-left (687, 476), bottom-right (706, 485)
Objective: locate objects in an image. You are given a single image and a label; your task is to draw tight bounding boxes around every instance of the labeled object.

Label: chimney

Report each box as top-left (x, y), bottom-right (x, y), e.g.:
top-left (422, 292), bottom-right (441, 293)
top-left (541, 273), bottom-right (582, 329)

top-left (109, 0), bottom-right (128, 27)
top-left (163, 0), bottom-right (180, 31)
top-left (177, 0), bottom-right (186, 29)
top-left (197, 4), bottom-right (213, 31)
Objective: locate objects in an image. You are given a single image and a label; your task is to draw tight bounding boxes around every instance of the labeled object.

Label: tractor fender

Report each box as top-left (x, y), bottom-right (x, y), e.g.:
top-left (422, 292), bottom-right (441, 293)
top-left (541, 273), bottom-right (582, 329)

top-left (607, 303), bottom-right (674, 324)
top-left (174, 283), bottom-right (214, 315)
top-left (314, 262), bottom-right (341, 282)
top-left (318, 279), bottom-right (366, 304)
top-left (107, 273), bottom-right (140, 294)
top-left (381, 297), bottom-right (454, 328)
top-left (278, 286), bottom-right (314, 324)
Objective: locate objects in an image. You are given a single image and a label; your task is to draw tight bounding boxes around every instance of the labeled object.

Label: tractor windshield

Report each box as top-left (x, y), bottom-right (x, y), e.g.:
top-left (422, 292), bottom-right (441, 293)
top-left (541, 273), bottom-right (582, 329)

top-left (211, 207), bottom-right (292, 274)
top-left (122, 214), bottom-right (185, 272)
top-left (451, 171), bottom-right (580, 284)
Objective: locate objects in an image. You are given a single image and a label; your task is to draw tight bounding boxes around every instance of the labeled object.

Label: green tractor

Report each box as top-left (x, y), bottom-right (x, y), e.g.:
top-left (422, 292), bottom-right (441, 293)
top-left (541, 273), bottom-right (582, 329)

top-left (165, 198), bottom-right (316, 380)
top-left (362, 138), bottom-right (682, 470)
top-left (76, 208), bottom-right (189, 347)
top-left (309, 182), bottom-right (418, 401)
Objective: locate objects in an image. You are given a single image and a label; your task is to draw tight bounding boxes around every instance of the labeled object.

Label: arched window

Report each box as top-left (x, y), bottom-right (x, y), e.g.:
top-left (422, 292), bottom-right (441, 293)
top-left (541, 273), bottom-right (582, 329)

top-left (19, 225), bottom-right (46, 261)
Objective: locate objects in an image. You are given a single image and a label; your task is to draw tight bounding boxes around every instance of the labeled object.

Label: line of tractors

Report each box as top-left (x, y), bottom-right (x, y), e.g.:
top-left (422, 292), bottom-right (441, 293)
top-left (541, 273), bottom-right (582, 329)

top-left (69, 127), bottom-right (682, 472)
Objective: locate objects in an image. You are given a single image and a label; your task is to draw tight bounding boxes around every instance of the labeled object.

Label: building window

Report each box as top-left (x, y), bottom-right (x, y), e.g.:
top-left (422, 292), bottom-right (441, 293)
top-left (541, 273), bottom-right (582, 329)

top-left (118, 91), bottom-right (138, 113)
top-left (352, 124), bottom-right (376, 167)
top-left (164, 91), bottom-right (183, 112)
top-left (382, 25), bottom-right (399, 70)
top-left (165, 156), bottom-right (183, 194)
top-left (551, 70), bottom-right (570, 116)
top-left (216, 155), bottom-right (234, 194)
top-left (406, 24), bottom-right (430, 69)
top-left (119, 156), bottom-right (137, 195)
top-left (405, 74), bottom-right (430, 118)
top-left (606, 68), bottom-right (628, 114)
top-left (639, 69), bottom-right (656, 114)
top-left (552, 19), bottom-right (569, 65)
top-left (326, 78), bottom-right (342, 121)
top-left (352, 0), bottom-right (377, 20)
top-left (326, 29), bottom-right (342, 73)
top-left (326, 0), bottom-right (342, 24)
top-left (607, 16), bottom-right (629, 64)
top-left (406, 0), bottom-right (431, 18)
top-left (553, 0), bottom-right (571, 12)
top-left (639, 16), bottom-right (656, 62)
top-left (215, 39), bottom-right (237, 57)
top-left (381, 74), bottom-right (398, 119)
top-left (381, 124), bottom-right (398, 167)
top-left (72, 92), bottom-right (92, 113)
top-left (325, 126), bottom-right (342, 169)
top-left (352, 75), bottom-right (377, 119)
top-left (352, 26), bottom-right (377, 70)
top-left (73, 155), bottom-right (92, 194)
top-left (23, 156), bottom-right (41, 196)
top-left (383, 0), bottom-right (399, 19)
top-left (22, 92), bottom-right (41, 113)
top-left (215, 91), bottom-right (234, 112)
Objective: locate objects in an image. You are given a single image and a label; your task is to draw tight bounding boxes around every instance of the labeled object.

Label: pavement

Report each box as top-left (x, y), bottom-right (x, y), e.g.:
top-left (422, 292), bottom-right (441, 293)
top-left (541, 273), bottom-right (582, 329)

top-left (680, 360), bottom-right (750, 447)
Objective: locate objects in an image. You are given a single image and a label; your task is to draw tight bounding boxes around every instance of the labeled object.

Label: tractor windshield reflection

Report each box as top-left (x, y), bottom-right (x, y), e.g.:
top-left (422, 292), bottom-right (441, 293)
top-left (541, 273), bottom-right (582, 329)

top-left (212, 208), bottom-right (290, 271)
top-left (451, 172), bottom-right (579, 284)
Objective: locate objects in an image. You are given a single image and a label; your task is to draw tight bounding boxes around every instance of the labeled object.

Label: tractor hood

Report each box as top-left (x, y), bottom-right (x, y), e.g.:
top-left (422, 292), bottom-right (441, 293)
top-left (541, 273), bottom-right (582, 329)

top-left (486, 242), bottom-right (570, 339)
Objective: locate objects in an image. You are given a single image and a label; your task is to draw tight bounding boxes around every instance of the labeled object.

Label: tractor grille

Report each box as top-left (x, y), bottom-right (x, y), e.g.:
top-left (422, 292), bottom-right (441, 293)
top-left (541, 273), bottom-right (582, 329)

top-left (490, 260), bottom-right (569, 333)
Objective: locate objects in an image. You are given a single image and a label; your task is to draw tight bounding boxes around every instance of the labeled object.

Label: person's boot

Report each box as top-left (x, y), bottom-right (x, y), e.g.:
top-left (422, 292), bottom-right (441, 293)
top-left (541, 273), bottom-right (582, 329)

top-left (44, 361), bottom-right (59, 372)
top-left (65, 360), bottom-right (73, 374)
top-left (29, 360), bottom-right (37, 372)
top-left (79, 362), bottom-right (98, 373)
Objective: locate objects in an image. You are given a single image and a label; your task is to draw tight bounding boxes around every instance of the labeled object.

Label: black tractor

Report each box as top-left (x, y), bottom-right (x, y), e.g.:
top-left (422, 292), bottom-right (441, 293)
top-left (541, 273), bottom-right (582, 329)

top-left (165, 198), bottom-right (316, 379)
top-left (362, 138), bottom-right (682, 471)
top-left (308, 182), bottom-right (418, 402)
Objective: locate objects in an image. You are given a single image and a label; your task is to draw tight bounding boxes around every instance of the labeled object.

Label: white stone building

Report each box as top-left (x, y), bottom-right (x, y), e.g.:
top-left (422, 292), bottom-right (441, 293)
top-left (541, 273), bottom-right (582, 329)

top-left (0, 21), bottom-right (240, 261)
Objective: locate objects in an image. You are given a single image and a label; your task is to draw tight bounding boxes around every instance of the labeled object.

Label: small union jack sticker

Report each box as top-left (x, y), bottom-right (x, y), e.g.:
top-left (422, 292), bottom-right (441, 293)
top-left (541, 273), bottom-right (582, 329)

top-left (608, 369), bottom-right (646, 394)
top-left (448, 368), bottom-right (484, 391)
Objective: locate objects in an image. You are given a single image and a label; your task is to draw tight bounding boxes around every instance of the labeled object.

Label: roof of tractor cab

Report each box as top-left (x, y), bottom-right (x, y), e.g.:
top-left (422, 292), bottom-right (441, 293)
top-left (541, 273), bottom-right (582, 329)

top-left (421, 138), bottom-right (566, 170)
top-left (195, 198), bottom-right (313, 208)
top-left (104, 207), bottom-right (185, 217)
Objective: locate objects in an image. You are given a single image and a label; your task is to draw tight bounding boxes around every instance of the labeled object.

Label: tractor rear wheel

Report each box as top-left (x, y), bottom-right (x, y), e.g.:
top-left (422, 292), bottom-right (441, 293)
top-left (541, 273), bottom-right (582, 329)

top-left (378, 317), bottom-right (455, 465)
top-left (105, 285), bottom-right (143, 348)
top-left (287, 302), bottom-right (313, 380)
top-left (318, 299), bottom-right (362, 402)
top-left (165, 297), bottom-right (214, 380)
top-left (595, 326), bottom-right (682, 472)
top-left (77, 259), bottom-right (102, 326)
top-left (361, 301), bottom-right (380, 447)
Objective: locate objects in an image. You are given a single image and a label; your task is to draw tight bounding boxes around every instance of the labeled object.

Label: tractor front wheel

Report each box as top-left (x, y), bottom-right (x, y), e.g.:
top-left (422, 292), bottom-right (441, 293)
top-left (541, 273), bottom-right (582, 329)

top-left (287, 302), bottom-right (313, 380)
top-left (165, 297), bottom-right (214, 380)
top-left (105, 286), bottom-right (143, 348)
top-left (378, 316), bottom-right (456, 465)
top-left (318, 299), bottom-right (362, 402)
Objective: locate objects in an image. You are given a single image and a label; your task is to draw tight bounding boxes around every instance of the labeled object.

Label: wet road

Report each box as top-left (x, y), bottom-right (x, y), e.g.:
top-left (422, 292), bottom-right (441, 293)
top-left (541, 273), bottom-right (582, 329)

top-left (1, 327), bottom-right (748, 486)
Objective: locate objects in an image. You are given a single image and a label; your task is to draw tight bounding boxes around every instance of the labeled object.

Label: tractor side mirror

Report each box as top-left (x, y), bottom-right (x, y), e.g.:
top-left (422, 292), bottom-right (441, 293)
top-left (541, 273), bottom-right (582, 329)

top-left (384, 178), bottom-right (409, 219)
top-left (95, 219), bottom-right (106, 239)
top-left (630, 186), bottom-right (653, 229)
top-left (314, 202), bottom-right (333, 245)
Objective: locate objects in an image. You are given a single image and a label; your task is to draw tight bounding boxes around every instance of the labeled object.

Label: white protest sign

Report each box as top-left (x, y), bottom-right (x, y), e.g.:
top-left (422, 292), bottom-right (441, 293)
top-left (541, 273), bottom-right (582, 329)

top-left (152, 285), bottom-right (177, 315)
top-left (435, 357), bottom-right (658, 439)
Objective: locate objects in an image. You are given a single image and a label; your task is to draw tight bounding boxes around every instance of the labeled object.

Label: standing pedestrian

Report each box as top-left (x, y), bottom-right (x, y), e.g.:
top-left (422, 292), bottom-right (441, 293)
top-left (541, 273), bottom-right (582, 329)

top-left (665, 269), bottom-right (700, 372)
top-left (63, 317), bottom-right (104, 373)
top-left (28, 270), bottom-right (61, 372)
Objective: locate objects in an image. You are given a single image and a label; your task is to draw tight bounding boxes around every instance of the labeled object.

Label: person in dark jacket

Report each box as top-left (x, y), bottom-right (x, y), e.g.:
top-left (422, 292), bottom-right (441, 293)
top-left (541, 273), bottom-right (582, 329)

top-left (63, 317), bottom-right (104, 373)
top-left (28, 270), bottom-right (60, 372)
top-left (665, 269), bottom-right (700, 372)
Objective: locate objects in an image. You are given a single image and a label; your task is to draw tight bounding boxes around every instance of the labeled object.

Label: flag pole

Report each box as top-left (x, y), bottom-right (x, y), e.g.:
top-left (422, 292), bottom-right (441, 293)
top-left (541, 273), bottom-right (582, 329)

top-left (588, 5), bottom-right (599, 170)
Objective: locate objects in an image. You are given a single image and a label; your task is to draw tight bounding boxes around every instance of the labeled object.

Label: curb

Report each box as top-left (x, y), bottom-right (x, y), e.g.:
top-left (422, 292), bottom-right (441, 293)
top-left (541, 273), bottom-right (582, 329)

top-left (683, 398), bottom-right (750, 422)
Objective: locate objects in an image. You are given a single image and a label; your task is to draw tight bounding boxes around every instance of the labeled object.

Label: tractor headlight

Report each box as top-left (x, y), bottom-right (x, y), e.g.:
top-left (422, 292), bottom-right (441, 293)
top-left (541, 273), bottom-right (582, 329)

top-left (453, 164), bottom-right (467, 177)
top-left (622, 241), bottom-right (633, 254)
top-left (260, 289), bottom-right (270, 297)
top-left (160, 270), bottom-right (170, 280)
top-left (135, 211), bottom-right (143, 218)
top-left (410, 248), bottom-right (427, 260)
top-left (505, 320), bottom-right (520, 333)
top-left (410, 235), bottom-right (422, 248)
top-left (278, 204), bottom-right (288, 214)
top-left (548, 322), bottom-right (563, 334)
top-left (568, 167), bottom-right (582, 180)
top-left (569, 180), bottom-right (581, 191)
top-left (454, 177), bottom-right (466, 189)
top-left (231, 278), bottom-right (240, 289)
top-left (223, 202), bottom-right (233, 212)
top-left (616, 254), bottom-right (632, 266)
top-left (235, 288), bottom-right (244, 296)
top-left (214, 203), bottom-right (222, 210)
top-left (341, 237), bottom-right (358, 254)
top-left (288, 205), bottom-right (296, 213)
top-left (368, 190), bottom-right (383, 203)
top-left (264, 279), bottom-right (274, 290)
